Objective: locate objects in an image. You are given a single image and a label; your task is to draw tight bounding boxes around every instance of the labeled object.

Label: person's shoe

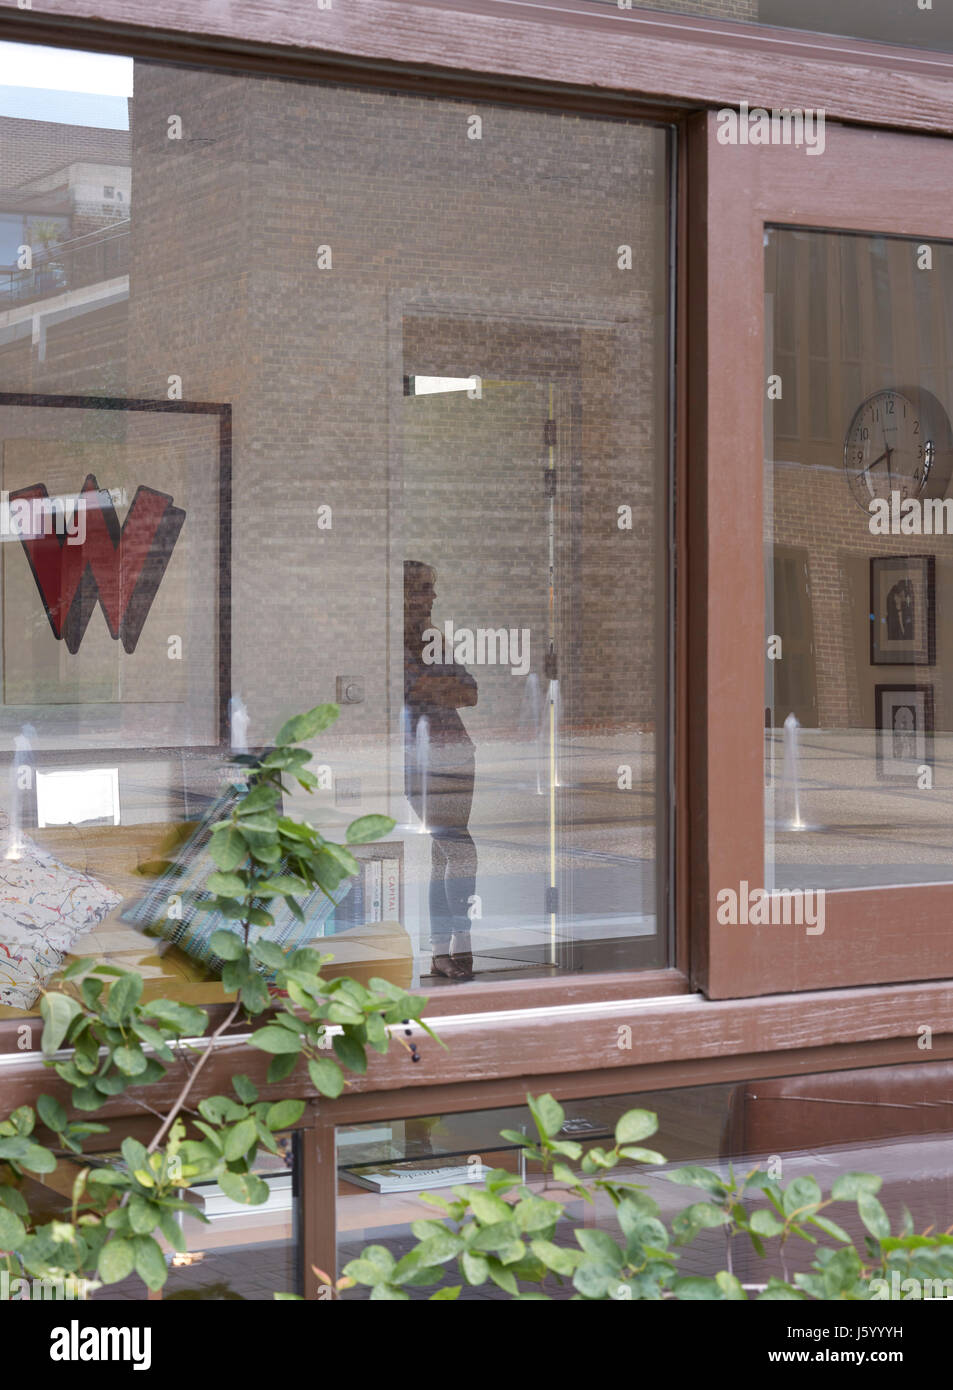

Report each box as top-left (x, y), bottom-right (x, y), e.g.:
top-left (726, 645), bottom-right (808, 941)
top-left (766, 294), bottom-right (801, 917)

top-left (450, 933), bottom-right (474, 978)
top-left (431, 953), bottom-right (472, 982)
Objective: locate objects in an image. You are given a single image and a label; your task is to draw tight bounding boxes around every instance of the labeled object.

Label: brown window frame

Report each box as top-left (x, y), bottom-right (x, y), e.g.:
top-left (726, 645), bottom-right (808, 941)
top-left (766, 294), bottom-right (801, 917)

top-left (693, 114), bottom-right (953, 998)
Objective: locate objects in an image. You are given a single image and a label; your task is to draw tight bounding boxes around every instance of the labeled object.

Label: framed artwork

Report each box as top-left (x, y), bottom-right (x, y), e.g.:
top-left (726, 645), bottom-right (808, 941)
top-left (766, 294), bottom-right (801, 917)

top-left (869, 554), bottom-right (935, 666)
top-left (0, 392), bottom-right (231, 753)
top-left (875, 683), bottom-right (934, 781)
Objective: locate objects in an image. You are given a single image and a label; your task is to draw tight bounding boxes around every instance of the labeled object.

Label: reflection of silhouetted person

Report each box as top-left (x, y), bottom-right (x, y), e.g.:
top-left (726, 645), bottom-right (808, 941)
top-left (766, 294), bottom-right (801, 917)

top-left (404, 561), bottom-right (478, 982)
top-left (886, 578), bottom-right (915, 642)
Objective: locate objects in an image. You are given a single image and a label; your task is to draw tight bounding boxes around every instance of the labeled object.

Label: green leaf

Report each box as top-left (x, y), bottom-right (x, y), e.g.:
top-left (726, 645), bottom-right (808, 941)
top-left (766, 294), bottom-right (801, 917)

top-left (265, 1099), bottom-right (305, 1131)
top-left (333, 1033), bottom-right (367, 1075)
top-left (858, 1190), bottom-right (891, 1242)
top-left (0, 1186), bottom-right (29, 1218)
top-left (619, 1146), bottom-right (666, 1164)
top-left (250, 939), bottom-right (288, 970)
top-left (307, 1058), bottom-right (344, 1098)
top-left (209, 827), bottom-right (247, 872)
top-left (248, 1026), bottom-right (303, 1055)
top-left (133, 1235), bottom-right (167, 1291)
top-left (236, 785), bottom-right (280, 816)
top-left (783, 1176), bottom-right (822, 1216)
top-left (461, 1250), bottom-right (490, 1284)
top-left (615, 1109), bottom-right (659, 1146)
top-left (223, 1117), bottom-right (258, 1162)
top-left (157, 1210), bottom-right (186, 1252)
top-left (831, 1172), bottom-right (883, 1202)
top-left (234, 814), bottom-right (278, 834)
top-left (0, 1138), bottom-right (56, 1173)
top-left (0, 1206), bottom-right (26, 1248)
top-left (757, 1279), bottom-right (806, 1301)
top-left (98, 1237), bottom-right (135, 1284)
top-left (128, 1195), bottom-right (159, 1236)
top-left (267, 1053), bottom-right (299, 1085)
top-left (218, 1171), bottom-right (270, 1205)
top-left (572, 1262), bottom-right (615, 1299)
top-left (321, 842), bottom-right (361, 877)
top-left (468, 1189), bottom-right (512, 1226)
top-left (121, 1137), bottom-right (149, 1174)
top-left (209, 929), bottom-right (246, 960)
top-left (60, 958), bottom-right (90, 980)
top-left (430, 1286), bottom-right (461, 1300)
top-left (276, 703), bottom-right (339, 745)
top-left (575, 1228), bottom-right (624, 1268)
top-left (241, 975), bottom-right (271, 1014)
top-left (345, 814), bottom-right (395, 845)
top-left (206, 873), bottom-right (248, 901)
top-left (413, 1231), bottom-right (465, 1265)
top-left (145, 1000), bottom-right (208, 1036)
top-left (114, 1046), bottom-right (148, 1076)
top-left (527, 1093), bottom-right (565, 1140)
top-left (672, 1276), bottom-right (721, 1300)
top-left (36, 1094), bottom-right (68, 1134)
top-left (667, 1164), bottom-right (728, 1196)
top-left (39, 992), bottom-right (83, 1054)
top-left (197, 1095), bottom-right (248, 1125)
top-left (750, 1208), bottom-right (786, 1237)
top-left (232, 1074), bottom-right (258, 1104)
top-left (107, 973), bottom-right (143, 1020)
top-left (809, 1213), bottom-right (852, 1244)
top-left (530, 1238), bottom-right (577, 1276)
top-left (716, 1271), bottom-right (747, 1301)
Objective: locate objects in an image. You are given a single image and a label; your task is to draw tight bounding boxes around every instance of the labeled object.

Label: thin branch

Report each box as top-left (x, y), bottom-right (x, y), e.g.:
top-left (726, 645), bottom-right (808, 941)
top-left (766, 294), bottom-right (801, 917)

top-left (147, 1000), bottom-right (243, 1153)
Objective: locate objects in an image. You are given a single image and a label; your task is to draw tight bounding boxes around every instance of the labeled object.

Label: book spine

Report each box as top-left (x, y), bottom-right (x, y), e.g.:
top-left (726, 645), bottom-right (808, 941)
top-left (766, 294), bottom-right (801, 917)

top-left (343, 874), bottom-right (363, 932)
top-left (381, 858), bottom-right (400, 921)
top-left (365, 859), bottom-right (382, 924)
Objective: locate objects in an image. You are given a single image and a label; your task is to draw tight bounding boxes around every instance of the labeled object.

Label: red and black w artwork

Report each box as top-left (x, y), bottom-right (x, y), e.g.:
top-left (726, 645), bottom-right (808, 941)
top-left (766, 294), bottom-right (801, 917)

top-left (11, 474), bottom-right (185, 654)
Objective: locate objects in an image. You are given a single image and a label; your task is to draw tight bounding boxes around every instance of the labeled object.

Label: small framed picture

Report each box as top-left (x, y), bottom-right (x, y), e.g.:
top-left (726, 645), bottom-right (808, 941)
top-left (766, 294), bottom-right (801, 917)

top-left (875, 684), bottom-right (934, 781)
top-left (870, 555), bottom-right (935, 665)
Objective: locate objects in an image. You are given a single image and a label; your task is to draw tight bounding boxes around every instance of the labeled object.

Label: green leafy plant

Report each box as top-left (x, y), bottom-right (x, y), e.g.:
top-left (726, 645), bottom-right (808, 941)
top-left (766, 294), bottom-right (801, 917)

top-left (345, 1093), bottom-right (953, 1301)
top-left (0, 705), bottom-right (433, 1299)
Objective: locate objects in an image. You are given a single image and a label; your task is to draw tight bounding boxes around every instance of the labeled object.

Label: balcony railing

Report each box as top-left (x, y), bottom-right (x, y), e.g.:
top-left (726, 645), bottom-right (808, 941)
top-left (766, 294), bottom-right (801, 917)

top-left (0, 221), bottom-right (130, 310)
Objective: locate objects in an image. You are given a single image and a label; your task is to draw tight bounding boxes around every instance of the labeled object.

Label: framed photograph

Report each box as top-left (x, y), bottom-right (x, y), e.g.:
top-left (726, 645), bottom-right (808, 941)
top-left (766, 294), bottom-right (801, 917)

top-left (875, 683), bottom-right (934, 781)
top-left (870, 555), bottom-right (935, 666)
top-left (0, 392), bottom-right (231, 753)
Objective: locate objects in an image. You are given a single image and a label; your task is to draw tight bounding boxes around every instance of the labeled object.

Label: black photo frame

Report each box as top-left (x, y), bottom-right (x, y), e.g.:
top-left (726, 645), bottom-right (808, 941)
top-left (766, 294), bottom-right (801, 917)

top-left (875, 682), bottom-right (935, 781)
top-left (0, 391), bottom-right (231, 752)
top-left (870, 554), bottom-right (935, 666)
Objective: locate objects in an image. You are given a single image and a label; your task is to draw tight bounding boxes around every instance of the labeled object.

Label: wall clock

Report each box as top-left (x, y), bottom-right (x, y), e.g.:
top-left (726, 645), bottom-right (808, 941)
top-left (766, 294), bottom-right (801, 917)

top-left (844, 386), bottom-right (953, 511)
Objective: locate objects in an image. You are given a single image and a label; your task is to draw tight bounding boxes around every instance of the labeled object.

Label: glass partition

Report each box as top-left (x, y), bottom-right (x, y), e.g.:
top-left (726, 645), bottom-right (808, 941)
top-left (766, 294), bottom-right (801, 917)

top-left (0, 41), bottom-right (672, 1016)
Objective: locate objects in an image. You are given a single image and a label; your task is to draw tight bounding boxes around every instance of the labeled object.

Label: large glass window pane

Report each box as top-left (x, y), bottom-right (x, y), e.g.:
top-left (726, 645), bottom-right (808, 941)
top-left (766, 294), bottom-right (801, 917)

top-left (0, 42), bottom-right (672, 1018)
top-left (336, 1060), bottom-right (953, 1299)
top-left (766, 226), bottom-right (953, 891)
top-left (572, 2), bottom-right (953, 57)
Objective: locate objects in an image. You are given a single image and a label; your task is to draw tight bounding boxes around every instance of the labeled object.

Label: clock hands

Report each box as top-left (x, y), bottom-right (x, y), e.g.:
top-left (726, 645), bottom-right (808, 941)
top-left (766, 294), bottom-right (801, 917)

top-left (862, 448), bottom-right (890, 494)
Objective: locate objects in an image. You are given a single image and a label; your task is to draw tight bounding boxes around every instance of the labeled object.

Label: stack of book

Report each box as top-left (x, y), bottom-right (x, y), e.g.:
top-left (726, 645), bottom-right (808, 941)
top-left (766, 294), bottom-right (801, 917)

top-left (325, 846), bottom-right (401, 935)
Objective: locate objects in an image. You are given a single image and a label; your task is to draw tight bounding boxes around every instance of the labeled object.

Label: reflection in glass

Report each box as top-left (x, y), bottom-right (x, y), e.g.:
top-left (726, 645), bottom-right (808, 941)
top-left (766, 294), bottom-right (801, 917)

top-left (0, 43), bottom-right (671, 1013)
top-left (766, 228), bottom-right (953, 890)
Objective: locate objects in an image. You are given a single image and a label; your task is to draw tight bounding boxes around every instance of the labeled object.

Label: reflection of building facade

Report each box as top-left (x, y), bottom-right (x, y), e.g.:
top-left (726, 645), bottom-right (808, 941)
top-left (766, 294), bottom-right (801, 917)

top-left (2, 0), bottom-right (953, 1306)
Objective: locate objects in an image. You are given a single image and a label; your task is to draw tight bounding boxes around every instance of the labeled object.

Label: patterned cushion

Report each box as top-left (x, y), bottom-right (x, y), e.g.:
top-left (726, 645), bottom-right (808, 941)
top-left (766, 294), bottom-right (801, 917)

top-left (0, 835), bottom-right (122, 1008)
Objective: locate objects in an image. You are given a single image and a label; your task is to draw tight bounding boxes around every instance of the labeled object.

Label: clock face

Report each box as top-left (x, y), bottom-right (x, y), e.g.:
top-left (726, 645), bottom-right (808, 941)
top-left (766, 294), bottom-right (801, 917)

top-left (844, 388), bottom-right (942, 511)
